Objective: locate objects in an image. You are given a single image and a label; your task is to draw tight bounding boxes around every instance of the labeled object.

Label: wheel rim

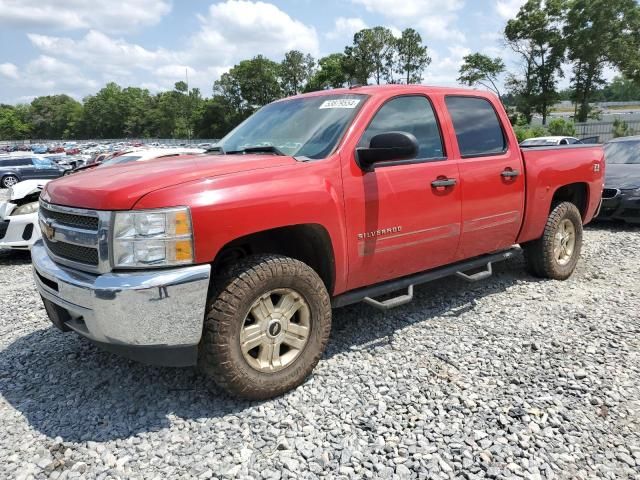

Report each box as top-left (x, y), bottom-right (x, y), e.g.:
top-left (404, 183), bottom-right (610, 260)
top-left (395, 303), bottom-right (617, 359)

top-left (240, 288), bottom-right (311, 373)
top-left (554, 219), bottom-right (576, 266)
top-left (3, 176), bottom-right (17, 187)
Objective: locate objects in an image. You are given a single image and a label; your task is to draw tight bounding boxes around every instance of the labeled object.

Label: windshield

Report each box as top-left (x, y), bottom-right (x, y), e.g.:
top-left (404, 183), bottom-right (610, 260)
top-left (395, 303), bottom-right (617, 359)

top-left (101, 155), bottom-right (143, 166)
top-left (219, 94), bottom-right (367, 160)
top-left (32, 157), bottom-right (55, 168)
top-left (605, 141), bottom-right (640, 164)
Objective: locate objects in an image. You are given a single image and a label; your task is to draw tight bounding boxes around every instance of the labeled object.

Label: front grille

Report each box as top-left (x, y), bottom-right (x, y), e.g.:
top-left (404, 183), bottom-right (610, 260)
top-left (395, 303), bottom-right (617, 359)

top-left (44, 237), bottom-right (99, 266)
top-left (602, 188), bottom-right (619, 199)
top-left (0, 220), bottom-right (8, 239)
top-left (40, 207), bottom-right (99, 231)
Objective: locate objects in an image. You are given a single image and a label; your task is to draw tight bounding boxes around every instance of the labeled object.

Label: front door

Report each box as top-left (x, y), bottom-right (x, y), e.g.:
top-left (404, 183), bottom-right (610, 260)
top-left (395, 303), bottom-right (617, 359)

top-left (443, 96), bottom-right (525, 260)
top-left (341, 95), bottom-right (462, 290)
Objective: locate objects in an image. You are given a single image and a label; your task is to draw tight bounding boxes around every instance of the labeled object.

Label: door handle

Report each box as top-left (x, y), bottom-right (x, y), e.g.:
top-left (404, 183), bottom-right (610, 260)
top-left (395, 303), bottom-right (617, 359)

top-left (431, 178), bottom-right (457, 188)
top-left (501, 169), bottom-right (520, 178)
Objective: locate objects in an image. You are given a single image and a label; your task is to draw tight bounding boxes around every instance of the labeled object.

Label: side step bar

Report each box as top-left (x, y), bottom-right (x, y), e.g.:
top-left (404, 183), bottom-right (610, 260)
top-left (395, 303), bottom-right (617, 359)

top-left (331, 247), bottom-right (520, 310)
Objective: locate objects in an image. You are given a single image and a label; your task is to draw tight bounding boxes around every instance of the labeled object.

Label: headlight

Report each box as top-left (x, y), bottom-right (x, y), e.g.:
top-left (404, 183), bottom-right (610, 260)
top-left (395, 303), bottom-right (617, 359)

top-left (112, 207), bottom-right (194, 268)
top-left (12, 201), bottom-right (39, 216)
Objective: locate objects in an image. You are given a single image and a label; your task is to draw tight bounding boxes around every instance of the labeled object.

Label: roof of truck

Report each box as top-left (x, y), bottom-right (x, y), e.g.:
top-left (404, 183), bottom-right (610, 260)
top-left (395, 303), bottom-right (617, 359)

top-left (287, 84), bottom-right (499, 101)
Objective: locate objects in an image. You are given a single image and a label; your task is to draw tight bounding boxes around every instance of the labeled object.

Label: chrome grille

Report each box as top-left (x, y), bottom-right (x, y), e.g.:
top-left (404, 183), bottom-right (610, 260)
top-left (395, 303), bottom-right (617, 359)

top-left (39, 200), bottom-right (112, 274)
top-left (40, 208), bottom-right (99, 230)
top-left (43, 237), bottom-right (99, 265)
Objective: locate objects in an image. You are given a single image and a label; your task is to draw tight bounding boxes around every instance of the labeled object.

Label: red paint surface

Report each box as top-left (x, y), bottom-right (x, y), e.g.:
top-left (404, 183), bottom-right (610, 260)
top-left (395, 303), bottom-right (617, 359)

top-left (42, 85), bottom-right (604, 296)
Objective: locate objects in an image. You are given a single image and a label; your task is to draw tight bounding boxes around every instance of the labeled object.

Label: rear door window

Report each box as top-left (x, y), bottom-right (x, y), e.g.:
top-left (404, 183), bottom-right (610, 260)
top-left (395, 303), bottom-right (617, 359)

top-left (1, 158), bottom-right (32, 167)
top-left (445, 96), bottom-right (507, 157)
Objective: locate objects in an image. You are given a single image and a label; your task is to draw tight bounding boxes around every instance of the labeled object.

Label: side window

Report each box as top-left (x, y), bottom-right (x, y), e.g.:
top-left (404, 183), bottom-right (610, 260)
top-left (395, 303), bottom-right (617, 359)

top-left (560, 139), bottom-right (568, 145)
top-left (3, 158), bottom-right (31, 167)
top-left (359, 96), bottom-right (444, 160)
top-left (445, 96), bottom-right (506, 157)
top-left (32, 157), bottom-right (54, 168)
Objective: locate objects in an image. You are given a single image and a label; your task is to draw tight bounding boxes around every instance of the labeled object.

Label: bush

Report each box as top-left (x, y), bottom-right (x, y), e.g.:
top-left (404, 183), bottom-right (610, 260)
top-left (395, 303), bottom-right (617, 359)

top-left (513, 124), bottom-right (548, 143)
top-left (547, 118), bottom-right (576, 136)
top-left (613, 118), bottom-right (634, 138)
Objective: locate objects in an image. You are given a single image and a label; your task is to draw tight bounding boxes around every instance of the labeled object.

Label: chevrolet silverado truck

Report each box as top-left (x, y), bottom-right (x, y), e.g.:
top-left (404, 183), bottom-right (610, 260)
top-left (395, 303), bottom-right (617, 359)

top-left (32, 85), bottom-right (604, 399)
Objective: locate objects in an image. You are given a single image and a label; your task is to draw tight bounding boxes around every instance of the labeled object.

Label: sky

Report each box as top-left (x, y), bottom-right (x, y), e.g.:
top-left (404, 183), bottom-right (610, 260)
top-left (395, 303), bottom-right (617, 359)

top-left (0, 0), bottom-right (549, 104)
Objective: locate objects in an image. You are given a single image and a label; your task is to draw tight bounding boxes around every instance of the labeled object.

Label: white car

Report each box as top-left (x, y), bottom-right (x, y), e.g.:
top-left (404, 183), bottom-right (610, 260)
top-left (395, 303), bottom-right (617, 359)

top-left (0, 180), bottom-right (49, 250)
top-left (520, 136), bottom-right (583, 147)
top-left (98, 147), bottom-right (205, 167)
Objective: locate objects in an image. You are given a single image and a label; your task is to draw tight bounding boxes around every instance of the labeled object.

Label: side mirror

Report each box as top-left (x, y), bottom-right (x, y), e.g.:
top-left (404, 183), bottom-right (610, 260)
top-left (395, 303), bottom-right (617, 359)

top-left (356, 131), bottom-right (419, 171)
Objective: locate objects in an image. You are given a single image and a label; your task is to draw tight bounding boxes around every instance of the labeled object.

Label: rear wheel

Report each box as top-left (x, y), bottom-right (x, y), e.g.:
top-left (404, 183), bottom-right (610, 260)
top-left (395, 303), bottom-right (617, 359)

top-left (1, 175), bottom-right (19, 188)
top-left (198, 254), bottom-right (332, 399)
top-left (523, 201), bottom-right (583, 280)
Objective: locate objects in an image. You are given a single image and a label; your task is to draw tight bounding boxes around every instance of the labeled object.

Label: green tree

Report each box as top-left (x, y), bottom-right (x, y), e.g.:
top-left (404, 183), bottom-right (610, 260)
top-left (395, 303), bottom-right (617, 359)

top-left (395, 28), bottom-right (431, 84)
top-left (192, 96), bottom-right (241, 139)
top-left (564, 0), bottom-right (640, 122)
top-left (344, 27), bottom-right (395, 85)
top-left (613, 118), bottom-right (634, 137)
top-left (28, 94), bottom-right (83, 139)
top-left (457, 53), bottom-right (506, 99)
top-left (214, 55), bottom-right (282, 115)
top-left (305, 53), bottom-right (350, 91)
top-left (81, 83), bottom-right (129, 138)
top-left (505, 56), bottom-right (537, 123)
top-left (280, 50), bottom-right (315, 96)
top-left (505, 0), bottom-right (565, 125)
top-left (0, 105), bottom-right (31, 140)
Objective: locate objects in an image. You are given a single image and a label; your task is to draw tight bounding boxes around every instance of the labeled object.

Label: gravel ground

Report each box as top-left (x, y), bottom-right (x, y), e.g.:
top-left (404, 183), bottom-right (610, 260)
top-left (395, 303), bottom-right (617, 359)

top-left (0, 189), bottom-right (638, 479)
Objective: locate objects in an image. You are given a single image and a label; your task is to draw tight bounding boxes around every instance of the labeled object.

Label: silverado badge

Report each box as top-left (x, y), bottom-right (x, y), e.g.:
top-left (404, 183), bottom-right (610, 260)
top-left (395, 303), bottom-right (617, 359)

top-left (358, 226), bottom-right (402, 240)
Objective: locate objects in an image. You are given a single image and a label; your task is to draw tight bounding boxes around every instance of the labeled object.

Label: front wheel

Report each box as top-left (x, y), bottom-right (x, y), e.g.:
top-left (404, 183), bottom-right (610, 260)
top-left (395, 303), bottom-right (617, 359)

top-left (522, 201), bottom-right (583, 280)
top-left (198, 254), bottom-right (332, 399)
top-left (1, 175), bottom-right (19, 188)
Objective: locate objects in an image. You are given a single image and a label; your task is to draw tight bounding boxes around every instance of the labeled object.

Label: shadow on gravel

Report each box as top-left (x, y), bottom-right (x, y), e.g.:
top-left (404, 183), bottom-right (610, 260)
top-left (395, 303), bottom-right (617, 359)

top-left (0, 253), bottom-right (540, 442)
top-left (586, 220), bottom-right (640, 232)
top-left (325, 253), bottom-right (538, 358)
top-left (0, 248), bottom-right (32, 265)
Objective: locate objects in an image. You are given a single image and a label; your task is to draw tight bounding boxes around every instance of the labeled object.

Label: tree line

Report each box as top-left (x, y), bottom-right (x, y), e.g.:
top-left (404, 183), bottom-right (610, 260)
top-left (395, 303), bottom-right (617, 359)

top-left (1, 0), bottom-right (640, 141)
top-left (458, 0), bottom-right (640, 124)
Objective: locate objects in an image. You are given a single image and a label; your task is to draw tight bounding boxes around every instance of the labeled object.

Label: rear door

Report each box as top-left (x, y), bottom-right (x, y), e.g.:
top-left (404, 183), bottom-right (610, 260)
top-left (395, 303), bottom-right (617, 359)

top-left (444, 96), bottom-right (525, 260)
top-left (341, 94), bottom-right (462, 289)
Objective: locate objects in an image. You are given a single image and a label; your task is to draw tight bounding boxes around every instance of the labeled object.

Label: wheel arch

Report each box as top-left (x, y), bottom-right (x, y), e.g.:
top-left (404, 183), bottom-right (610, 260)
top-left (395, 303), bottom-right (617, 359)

top-left (211, 224), bottom-right (337, 295)
top-left (550, 182), bottom-right (589, 220)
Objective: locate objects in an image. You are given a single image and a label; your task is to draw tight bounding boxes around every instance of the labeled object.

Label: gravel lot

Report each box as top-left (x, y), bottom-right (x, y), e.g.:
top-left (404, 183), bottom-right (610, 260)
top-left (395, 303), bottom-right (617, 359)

top-left (1, 189), bottom-right (638, 479)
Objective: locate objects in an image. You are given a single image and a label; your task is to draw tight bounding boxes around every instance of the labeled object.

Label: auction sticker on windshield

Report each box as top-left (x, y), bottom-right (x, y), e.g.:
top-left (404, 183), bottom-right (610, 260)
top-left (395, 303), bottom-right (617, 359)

top-left (319, 99), bottom-right (361, 109)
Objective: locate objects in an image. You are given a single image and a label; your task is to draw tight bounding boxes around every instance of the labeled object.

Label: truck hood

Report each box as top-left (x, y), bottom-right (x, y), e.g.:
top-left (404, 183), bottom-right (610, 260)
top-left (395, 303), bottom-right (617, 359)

top-left (605, 163), bottom-right (640, 190)
top-left (42, 154), bottom-right (297, 210)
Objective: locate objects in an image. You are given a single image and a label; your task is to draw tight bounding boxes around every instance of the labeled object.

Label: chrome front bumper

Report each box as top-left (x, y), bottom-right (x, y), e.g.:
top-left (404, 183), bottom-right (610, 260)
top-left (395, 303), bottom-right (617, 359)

top-left (31, 240), bottom-right (211, 366)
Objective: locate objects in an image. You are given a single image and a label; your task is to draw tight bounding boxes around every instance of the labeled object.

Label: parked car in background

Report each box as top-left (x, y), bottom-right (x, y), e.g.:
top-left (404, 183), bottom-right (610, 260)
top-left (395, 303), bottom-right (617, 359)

top-left (0, 180), bottom-right (49, 250)
top-left (520, 136), bottom-right (583, 147)
top-left (598, 136), bottom-right (640, 224)
top-left (97, 148), bottom-right (205, 167)
top-left (0, 155), bottom-right (69, 187)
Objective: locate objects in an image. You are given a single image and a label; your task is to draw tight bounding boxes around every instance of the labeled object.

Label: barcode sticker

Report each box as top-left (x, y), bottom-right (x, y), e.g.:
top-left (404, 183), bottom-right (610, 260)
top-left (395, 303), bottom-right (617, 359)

top-left (319, 99), bottom-right (361, 109)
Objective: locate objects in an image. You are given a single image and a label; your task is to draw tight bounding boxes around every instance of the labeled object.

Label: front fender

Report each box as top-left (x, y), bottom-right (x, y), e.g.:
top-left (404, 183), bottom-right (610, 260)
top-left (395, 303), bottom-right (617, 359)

top-left (133, 160), bottom-right (350, 293)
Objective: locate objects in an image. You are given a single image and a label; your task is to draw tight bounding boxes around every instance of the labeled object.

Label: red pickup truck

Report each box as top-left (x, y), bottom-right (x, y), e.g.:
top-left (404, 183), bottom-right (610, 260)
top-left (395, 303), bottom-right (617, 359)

top-left (32, 85), bottom-right (604, 399)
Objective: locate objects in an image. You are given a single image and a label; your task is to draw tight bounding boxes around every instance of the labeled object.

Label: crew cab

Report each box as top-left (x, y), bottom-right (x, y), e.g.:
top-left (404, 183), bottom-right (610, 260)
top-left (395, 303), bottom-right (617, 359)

top-left (31, 85), bottom-right (604, 399)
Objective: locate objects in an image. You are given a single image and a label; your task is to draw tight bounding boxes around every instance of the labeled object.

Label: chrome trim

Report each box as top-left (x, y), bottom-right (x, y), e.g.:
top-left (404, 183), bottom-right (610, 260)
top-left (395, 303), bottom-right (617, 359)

top-left (39, 200), bottom-right (112, 274)
top-left (32, 240), bottom-right (211, 347)
top-left (602, 188), bottom-right (620, 199)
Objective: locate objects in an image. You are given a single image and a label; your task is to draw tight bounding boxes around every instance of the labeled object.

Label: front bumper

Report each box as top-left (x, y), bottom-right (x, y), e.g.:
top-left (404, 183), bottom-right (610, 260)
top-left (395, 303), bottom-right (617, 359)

top-left (0, 202), bottom-right (39, 250)
top-left (31, 240), bottom-right (211, 366)
top-left (597, 190), bottom-right (640, 224)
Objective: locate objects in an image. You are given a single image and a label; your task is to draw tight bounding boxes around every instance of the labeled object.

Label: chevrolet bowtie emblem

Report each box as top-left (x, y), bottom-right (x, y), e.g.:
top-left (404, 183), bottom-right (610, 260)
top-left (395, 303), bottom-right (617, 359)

top-left (41, 220), bottom-right (56, 242)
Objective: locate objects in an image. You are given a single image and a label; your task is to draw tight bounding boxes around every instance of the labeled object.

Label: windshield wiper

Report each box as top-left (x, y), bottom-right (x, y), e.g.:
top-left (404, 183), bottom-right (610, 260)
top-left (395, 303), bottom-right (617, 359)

top-left (226, 145), bottom-right (286, 156)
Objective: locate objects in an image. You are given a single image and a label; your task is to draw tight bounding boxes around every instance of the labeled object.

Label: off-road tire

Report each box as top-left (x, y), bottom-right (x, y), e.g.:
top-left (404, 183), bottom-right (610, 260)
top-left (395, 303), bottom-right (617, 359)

top-left (1, 175), bottom-right (19, 188)
top-left (523, 201), bottom-right (583, 280)
top-left (198, 254), bottom-right (332, 400)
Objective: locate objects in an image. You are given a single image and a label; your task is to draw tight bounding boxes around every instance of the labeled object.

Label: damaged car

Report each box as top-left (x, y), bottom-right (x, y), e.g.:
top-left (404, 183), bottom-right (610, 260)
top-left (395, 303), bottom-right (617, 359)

top-left (0, 180), bottom-right (49, 250)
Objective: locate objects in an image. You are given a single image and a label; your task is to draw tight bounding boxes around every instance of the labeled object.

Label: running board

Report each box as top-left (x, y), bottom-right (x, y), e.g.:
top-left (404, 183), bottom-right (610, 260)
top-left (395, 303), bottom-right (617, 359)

top-left (331, 247), bottom-right (519, 309)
